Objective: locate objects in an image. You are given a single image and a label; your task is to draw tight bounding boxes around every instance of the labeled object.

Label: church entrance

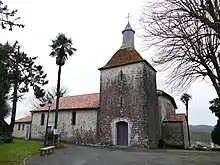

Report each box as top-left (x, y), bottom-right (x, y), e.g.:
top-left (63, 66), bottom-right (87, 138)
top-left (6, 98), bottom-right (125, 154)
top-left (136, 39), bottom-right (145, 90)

top-left (116, 121), bottom-right (128, 145)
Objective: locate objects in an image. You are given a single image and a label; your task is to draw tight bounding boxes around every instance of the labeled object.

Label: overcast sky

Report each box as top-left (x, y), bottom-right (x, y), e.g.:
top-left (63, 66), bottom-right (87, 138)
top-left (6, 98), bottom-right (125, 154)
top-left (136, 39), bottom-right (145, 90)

top-left (2, 0), bottom-right (218, 126)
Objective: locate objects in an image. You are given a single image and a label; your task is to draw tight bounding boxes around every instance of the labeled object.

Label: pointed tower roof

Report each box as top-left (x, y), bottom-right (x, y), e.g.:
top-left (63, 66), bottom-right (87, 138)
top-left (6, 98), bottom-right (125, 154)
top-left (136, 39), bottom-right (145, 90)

top-left (120, 21), bottom-right (135, 49)
top-left (99, 48), bottom-right (143, 70)
top-left (122, 22), bottom-right (135, 33)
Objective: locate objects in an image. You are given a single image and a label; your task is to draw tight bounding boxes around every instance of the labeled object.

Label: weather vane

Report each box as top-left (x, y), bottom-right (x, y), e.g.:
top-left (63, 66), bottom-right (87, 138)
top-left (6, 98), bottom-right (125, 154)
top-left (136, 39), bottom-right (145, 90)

top-left (126, 13), bottom-right (131, 23)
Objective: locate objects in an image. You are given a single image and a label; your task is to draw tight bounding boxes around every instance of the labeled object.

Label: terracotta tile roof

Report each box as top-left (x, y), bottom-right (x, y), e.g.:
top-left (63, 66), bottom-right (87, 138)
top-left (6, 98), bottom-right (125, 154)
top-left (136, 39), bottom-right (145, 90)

top-left (15, 116), bottom-right (32, 123)
top-left (163, 113), bottom-right (186, 122)
top-left (32, 93), bottom-right (99, 112)
top-left (99, 48), bottom-right (144, 69)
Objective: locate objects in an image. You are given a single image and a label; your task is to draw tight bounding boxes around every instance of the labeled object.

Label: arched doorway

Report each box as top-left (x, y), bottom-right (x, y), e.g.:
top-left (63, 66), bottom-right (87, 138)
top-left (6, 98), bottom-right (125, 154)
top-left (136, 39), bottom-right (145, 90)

top-left (116, 121), bottom-right (128, 145)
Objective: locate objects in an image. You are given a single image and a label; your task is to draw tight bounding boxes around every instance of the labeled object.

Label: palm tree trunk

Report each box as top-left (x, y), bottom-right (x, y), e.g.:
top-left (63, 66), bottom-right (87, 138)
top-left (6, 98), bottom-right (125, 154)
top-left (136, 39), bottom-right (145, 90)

top-left (186, 102), bottom-right (191, 146)
top-left (54, 64), bottom-right (62, 130)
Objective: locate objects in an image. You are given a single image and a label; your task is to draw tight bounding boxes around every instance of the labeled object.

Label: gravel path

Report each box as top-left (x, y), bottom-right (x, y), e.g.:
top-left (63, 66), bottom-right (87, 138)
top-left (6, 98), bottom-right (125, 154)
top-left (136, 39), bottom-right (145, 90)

top-left (28, 145), bottom-right (220, 165)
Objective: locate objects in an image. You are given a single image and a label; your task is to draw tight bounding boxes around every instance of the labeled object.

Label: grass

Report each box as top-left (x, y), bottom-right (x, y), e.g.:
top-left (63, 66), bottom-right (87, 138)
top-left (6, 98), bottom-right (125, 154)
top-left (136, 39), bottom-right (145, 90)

top-left (191, 132), bottom-right (212, 142)
top-left (0, 139), bottom-right (43, 165)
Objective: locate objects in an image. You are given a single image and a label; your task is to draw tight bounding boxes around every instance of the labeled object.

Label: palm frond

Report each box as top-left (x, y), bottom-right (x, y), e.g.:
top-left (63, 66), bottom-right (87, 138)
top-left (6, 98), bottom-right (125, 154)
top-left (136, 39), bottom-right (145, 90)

top-left (66, 48), bottom-right (73, 56)
top-left (49, 51), bottom-right (56, 57)
top-left (180, 93), bottom-right (192, 105)
top-left (49, 33), bottom-right (76, 63)
top-left (70, 47), bottom-right (77, 51)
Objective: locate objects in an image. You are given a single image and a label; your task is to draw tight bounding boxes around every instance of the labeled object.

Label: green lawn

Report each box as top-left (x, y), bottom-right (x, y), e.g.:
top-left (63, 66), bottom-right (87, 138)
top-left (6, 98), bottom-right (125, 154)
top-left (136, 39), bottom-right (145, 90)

top-left (0, 139), bottom-right (43, 165)
top-left (191, 132), bottom-right (212, 142)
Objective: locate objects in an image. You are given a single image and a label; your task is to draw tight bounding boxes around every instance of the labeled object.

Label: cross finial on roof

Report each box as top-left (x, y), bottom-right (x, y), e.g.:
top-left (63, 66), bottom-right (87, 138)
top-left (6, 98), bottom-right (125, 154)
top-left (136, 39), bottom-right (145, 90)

top-left (126, 13), bottom-right (131, 23)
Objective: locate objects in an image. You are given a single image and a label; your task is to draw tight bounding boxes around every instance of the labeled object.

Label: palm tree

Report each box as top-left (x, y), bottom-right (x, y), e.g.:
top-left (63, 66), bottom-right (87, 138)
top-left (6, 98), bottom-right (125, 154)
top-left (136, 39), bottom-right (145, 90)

top-left (180, 93), bottom-right (192, 145)
top-left (49, 33), bottom-right (76, 131)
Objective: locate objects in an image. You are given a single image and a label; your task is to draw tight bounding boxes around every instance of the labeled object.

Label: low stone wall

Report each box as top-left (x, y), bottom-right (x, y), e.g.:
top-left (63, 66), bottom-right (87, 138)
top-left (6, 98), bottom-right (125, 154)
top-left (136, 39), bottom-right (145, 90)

top-left (60, 127), bottom-right (97, 145)
top-left (162, 122), bottom-right (184, 148)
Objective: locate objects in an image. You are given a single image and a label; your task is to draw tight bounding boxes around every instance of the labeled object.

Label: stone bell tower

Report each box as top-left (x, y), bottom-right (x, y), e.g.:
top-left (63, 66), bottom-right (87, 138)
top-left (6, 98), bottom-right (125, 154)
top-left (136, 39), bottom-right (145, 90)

top-left (97, 20), bottom-right (160, 148)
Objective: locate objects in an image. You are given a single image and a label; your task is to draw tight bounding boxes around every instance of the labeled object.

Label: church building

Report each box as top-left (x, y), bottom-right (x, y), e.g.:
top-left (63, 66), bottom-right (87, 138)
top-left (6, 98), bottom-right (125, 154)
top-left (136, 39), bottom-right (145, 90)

top-left (28, 21), bottom-right (189, 149)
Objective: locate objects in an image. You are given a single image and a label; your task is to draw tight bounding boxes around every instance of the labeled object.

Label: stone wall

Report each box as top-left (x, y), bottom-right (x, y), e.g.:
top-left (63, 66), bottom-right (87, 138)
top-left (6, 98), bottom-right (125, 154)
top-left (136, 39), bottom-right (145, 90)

top-left (182, 120), bottom-right (189, 148)
top-left (98, 61), bottom-right (159, 148)
top-left (143, 64), bottom-right (159, 148)
top-left (158, 96), bottom-right (175, 123)
top-left (13, 123), bottom-right (30, 138)
top-left (162, 122), bottom-right (184, 148)
top-left (158, 96), bottom-right (176, 141)
top-left (31, 109), bottom-right (97, 144)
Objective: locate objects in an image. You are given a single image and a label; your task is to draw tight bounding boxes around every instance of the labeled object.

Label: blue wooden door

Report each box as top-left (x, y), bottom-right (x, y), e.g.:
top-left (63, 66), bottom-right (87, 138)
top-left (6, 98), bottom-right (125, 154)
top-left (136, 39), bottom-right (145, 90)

top-left (25, 125), bottom-right (30, 140)
top-left (117, 122), bottom-right (128, 145)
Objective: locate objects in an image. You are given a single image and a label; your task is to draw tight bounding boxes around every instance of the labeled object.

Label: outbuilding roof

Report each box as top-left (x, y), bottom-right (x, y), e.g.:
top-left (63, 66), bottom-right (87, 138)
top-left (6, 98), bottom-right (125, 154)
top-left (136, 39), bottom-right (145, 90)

top-left (15, 116), bottom-right (32, 123)
top-left (163, 113), bottom-right (186, 122)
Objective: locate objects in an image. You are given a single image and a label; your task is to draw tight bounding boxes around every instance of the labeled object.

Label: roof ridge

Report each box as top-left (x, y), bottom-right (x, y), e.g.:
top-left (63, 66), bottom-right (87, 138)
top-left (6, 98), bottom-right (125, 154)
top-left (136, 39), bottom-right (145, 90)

top-left (70, 92), bottom-right (99, 96)
top-left (15, 115), bottom-right (32, 123)
top-left (17, 115), bottom-right (31, 119)
top-left (176, 113), bottom-right (186, 115)
top-left (60, 92), bottom-right (99, 98)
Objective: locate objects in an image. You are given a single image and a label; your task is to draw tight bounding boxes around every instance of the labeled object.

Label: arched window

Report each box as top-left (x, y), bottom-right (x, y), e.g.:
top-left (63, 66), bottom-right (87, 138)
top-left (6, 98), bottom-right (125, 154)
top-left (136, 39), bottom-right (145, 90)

top-left (71, 112), bottom-right (76, 125)
top-left (40, 113), bottom-right (45, 125)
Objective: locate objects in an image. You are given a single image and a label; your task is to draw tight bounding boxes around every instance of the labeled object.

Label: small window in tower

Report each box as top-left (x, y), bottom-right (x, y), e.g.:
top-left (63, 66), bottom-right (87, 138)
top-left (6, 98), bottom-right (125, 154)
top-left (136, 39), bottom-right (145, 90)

top-left (71, 111), bottom-right (76, 125)
top-left (120, 97), bottom-right (123, 107)
top-left (120, 71), bottom-right (123, 81)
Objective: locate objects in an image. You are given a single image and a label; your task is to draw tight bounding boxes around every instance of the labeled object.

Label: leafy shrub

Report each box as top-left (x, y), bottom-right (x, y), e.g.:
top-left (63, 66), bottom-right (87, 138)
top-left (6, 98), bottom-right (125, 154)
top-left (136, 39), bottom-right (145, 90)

top-left (211, 119), bottom-right (220, 146)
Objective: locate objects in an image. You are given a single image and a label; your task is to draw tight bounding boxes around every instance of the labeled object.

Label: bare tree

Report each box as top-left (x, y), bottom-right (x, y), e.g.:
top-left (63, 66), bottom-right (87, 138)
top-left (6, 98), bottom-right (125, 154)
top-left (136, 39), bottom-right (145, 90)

top-left (158, 0), bottom-right (220, 38)
top-left (30, 86), bottom-right (69, 109)
top-left (140, 1), bottom-right (220, 98)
